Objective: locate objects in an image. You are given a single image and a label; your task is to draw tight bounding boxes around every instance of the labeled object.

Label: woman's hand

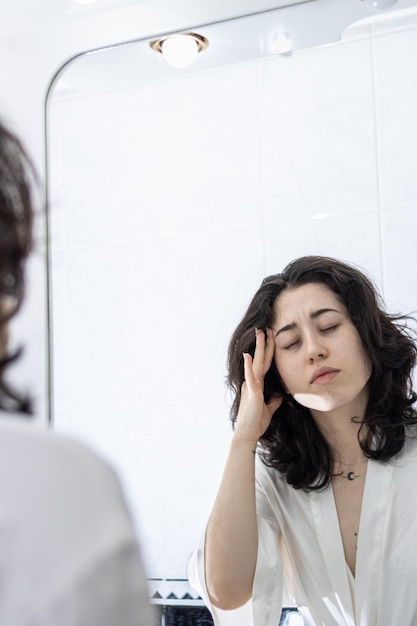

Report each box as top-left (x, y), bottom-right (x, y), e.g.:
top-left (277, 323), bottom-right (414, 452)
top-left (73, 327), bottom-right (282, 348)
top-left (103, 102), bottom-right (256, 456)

top-left (234, 327), bottom-right (283, 443)
top-left (205, 330), bottom-right (281, 608)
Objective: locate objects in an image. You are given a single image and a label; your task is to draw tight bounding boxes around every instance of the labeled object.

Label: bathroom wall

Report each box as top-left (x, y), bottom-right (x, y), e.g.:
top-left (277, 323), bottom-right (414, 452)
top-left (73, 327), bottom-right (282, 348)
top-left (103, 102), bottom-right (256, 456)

top-left (1, 0), bottom-right (305, 427)
top-left (48, 11), bottom-right (417, 594)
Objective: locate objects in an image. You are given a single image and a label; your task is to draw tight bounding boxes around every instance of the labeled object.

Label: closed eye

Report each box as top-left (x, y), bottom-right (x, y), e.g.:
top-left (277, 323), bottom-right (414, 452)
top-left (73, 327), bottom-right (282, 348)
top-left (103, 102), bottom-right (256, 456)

top-left (321, 325), bottom-right (338, 333)
top-left (283, 339), bottom-right (300, 350)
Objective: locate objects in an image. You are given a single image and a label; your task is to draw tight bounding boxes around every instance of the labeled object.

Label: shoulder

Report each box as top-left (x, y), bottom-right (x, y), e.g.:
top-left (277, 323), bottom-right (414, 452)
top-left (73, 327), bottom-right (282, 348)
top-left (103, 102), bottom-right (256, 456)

top-left (0, 415), bottom-right (133, 538)
top-left (0, 415), bottom-right (119, 485)
top-left (0, 416), bottom-right (153, 625)
top-left (255, 452), bottom-right (288, 496)
top-left (395, 426), bottom-right (417, 465)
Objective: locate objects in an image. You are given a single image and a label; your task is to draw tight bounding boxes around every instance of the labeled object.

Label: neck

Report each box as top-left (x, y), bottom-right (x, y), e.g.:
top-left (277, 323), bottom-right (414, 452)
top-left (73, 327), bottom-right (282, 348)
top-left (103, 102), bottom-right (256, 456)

top-left (310, 392), bottom-right (368, 464)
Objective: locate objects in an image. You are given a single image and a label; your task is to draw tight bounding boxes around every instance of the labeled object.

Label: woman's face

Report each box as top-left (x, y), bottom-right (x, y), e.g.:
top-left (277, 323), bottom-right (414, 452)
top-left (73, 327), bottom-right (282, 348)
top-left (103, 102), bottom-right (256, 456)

top-left (272, 282), bottom-right (372, 415)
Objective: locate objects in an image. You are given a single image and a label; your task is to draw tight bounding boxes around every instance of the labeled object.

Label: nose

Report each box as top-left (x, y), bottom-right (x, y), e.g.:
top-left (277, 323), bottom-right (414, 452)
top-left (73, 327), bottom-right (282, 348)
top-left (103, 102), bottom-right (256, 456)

top-left (305, 331), bottom-right (327, 362)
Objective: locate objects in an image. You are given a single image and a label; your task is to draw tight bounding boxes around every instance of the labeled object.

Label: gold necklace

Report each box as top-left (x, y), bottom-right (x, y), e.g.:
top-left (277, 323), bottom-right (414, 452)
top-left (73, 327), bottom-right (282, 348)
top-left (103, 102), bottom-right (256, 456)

top-left (336, 457), bottom-right (368, 481)
top-left (338, 456), bottom-right (367, 466)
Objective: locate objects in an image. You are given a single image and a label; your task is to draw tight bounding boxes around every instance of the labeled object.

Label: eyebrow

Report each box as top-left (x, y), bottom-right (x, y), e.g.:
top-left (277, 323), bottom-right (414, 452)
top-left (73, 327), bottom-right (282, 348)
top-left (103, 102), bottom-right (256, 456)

top-left (274, 308), bottom-right (342, 337)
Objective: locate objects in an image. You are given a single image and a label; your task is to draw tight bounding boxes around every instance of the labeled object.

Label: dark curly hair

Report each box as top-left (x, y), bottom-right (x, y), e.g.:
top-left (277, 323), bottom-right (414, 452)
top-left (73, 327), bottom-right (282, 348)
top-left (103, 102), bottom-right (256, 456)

top-left (0, 119), bottom-right (34, 413)
top-left (227, 256), bottom-right (417, 490)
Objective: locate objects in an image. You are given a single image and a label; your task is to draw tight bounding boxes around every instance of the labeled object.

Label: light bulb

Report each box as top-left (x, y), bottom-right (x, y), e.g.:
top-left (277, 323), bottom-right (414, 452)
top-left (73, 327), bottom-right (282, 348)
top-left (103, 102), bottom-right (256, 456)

top-left (364, 0), bottom-right (398, 9)
top-left (161, 36), bottom-right (199, 68)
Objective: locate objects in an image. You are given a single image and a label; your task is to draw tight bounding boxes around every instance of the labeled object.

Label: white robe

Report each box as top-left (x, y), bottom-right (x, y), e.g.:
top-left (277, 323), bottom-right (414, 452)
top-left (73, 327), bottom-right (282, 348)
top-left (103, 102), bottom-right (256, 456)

top-left (188, 434), bottom-right (417, 626)
top-left (0, 414), bottom-right (156, 626)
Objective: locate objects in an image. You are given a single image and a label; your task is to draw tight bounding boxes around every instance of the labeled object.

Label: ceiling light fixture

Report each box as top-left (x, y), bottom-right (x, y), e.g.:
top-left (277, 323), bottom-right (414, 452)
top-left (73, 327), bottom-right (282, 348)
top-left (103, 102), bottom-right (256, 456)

top-left (150, 33), bottom-right (209, 68)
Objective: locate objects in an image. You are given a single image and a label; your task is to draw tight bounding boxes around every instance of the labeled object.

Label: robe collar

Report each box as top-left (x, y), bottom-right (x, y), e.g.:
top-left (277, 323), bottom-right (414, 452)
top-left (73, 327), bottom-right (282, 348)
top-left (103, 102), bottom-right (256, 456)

top-left (309, 458), bottom-right (393, 626)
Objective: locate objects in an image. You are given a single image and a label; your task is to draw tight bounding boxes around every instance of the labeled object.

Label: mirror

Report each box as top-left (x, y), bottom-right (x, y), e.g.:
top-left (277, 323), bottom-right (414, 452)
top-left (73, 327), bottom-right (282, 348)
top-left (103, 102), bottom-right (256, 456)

top-left (46, 2), bottom-right (417, 603)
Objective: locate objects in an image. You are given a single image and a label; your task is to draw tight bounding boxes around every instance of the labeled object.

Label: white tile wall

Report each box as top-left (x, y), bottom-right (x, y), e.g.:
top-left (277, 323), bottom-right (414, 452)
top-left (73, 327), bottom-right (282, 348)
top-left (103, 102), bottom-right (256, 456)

top-left (53, 227), bottom-right (264, 414)
top-left (53, 401), bottom-right (232, 576)
top-left (48, 13), bottom-right (417, 584)
top-left (51, 62), bottom-right (263, 251)
top-left (380, 206), bottom-right (417, 315)
top-left (264, 211), bottom-right (382, 285)
top-left (258, 39), bottom-right (378, 222)
top-left (372, 24), bottom-right (417, 209)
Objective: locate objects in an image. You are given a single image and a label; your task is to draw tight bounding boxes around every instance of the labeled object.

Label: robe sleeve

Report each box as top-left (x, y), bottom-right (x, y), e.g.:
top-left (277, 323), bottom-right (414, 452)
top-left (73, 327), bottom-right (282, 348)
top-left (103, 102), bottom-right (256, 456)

top-left (188, 507), bottom-right (283, 626)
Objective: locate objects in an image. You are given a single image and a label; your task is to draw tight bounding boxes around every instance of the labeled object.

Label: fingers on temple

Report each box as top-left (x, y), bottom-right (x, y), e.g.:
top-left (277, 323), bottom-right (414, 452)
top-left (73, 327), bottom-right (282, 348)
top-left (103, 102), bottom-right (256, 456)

top-left (252, 328), bottom-right (266, 380)
top-left (242, 352), bottom-right (256, 388)
top-left (244, 327), bottom-right (275, 386)
top-left (263, 327), bottom-right (275, 372)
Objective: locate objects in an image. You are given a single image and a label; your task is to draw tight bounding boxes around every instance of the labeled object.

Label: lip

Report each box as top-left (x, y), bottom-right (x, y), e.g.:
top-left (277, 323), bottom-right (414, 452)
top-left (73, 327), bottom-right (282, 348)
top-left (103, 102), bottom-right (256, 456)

top-left (310, 367), bottom-right (340, 384)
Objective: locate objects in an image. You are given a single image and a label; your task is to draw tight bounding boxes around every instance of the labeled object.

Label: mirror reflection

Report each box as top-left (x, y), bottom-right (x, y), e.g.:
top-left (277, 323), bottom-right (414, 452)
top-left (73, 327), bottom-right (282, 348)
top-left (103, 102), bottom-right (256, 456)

top-left (46, 5), bottom-right (417, 604)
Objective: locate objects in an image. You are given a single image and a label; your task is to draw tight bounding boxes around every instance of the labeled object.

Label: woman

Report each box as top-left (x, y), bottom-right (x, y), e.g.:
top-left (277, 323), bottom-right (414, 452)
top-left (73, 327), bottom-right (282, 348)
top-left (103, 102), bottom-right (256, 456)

top-left (189, 256), bottom-right (417, 626)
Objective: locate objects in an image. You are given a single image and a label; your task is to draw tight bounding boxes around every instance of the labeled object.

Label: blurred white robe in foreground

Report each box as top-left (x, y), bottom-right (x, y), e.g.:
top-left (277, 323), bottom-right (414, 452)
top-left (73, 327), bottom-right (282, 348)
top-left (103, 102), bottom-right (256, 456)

top-left (0, 415), bottom-right (156, 626)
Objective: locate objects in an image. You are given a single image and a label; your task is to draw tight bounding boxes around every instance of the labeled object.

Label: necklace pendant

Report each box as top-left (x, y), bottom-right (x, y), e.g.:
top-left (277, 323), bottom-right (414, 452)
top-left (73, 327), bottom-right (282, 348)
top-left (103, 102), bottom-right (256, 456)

top-left (347, 471), bottom-right (357, 481)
